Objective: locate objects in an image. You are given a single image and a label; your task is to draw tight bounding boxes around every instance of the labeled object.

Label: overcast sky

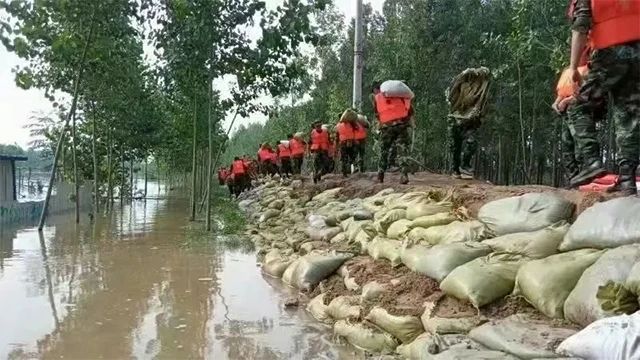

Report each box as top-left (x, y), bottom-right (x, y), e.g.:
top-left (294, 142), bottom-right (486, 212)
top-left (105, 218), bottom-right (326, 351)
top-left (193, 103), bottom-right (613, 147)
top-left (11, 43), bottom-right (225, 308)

top-left (0, 0), bottom-right (384, 149)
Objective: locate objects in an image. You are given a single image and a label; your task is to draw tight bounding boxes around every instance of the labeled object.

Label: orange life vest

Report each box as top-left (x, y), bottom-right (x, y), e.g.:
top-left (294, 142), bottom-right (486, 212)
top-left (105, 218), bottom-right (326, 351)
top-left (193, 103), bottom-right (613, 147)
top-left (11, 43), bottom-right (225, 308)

top-left (278, 143), bottom-right (291, 158)
top-left (556, 65), bottom-right (589, 98)
top-left (590, 0), bottom-right (640, 49)
top-left (290, 138), bottom-right (305, 156)
top-left (375, 93), bottom-right (411, 124)
top-left (218, 169), bottom-right (229, 181)
top-left (310, 129), bottom-right (330, 151)
top-left (258, 148), bottom-right (273, 162)
top-left (354, 124), bottom-right (367, 141)
top-left (336, 122), bottom-right (355, 143)
top-left (232, 160), bottom-right (246, 175)
top-left (267, 151), bottom-right (277, 163)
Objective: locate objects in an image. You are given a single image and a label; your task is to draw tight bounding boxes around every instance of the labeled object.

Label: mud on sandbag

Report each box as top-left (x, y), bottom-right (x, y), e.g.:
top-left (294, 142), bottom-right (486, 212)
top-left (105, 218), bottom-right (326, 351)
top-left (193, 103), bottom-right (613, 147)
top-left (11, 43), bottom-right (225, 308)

top-left (361, 281), bottom-right (387, 302)
top-left (513, 249), bottom-right (603, 319)
top-left (421, 294), bottom-right (487, 335)
top-left (625, 262), bottom-right (640, 300)
top-left (406, 202), bottom-right (453, 221)
top-left (478, 193), bottom-right (574, 236)
top-left (367, 237), bottom-right (403, 267)
top-left (346, 220), bottom-right (373, 241)
top-left (365, 307), bottom-right (425, 344)
top-left (374, 209), bottom-right (407, 234)
top-left (311, 187), bottom-right (343, 203)
top-left (396, 333), bottom-right (490, 360)
top-left (326, 295), bottom-right (361, 321)
top-left (299, 241), bottom-right (328, 255)
top-left (307, 293), bottom-right (332, 324)
top-left (440, 253), bottom-right (529, 308)
top-left (564, 245), bottom-right (640, 327)
top-left (333, 320), bottom-right (399, 354)
top-left (469, 314), bottom-right (578, 359)
top-left (560, 197), bottom-right (640, 251)
top-left (403, 242), bottom-right (492, 282)
top-left (408, 221), bottom-right (487, 246)
top-left (387, 219), bottom-right (413, 239)
top-left (483, 222), bottom-right (569, 259)
top-left (409, 213), bottom-right (457, 230)
top-left (282, 252), bottom-right (353, 290)
top-left (557, 312), bottom-right (640, 360)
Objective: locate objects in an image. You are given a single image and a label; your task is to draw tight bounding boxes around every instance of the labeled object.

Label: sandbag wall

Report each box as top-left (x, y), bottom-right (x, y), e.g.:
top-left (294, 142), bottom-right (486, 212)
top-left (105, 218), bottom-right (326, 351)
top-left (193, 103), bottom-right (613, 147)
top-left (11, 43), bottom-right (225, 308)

top-left (240, 180), bottom-right (640, 360)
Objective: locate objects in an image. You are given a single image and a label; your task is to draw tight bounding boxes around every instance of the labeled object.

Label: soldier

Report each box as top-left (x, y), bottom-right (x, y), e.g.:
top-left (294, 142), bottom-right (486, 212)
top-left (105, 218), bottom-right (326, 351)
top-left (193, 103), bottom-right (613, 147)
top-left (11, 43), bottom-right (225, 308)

top-left (446, 67), bottom-right (491, 180)
top-left (277, 140), bottom-right (292, 176)
top-left (567, 0), bottom-right (640, 195)
top-left (372, 82), bottom-right (414, 184)
top-left (353, 114), bottom-right (368, 172)
top-left (336, 112), bottom-right (356, 177)
top-left (309, 121), bottom-right (331, 183)
top-left (289, 133), bottom-right (306, 175)
top-left (230, 156), bottom-right (248, 197)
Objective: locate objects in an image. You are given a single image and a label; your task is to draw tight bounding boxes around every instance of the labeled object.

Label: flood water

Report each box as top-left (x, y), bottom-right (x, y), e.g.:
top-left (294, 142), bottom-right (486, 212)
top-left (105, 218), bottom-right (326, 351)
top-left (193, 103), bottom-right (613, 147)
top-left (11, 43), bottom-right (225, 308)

top-left (0, 184), bottom-right (356, 359)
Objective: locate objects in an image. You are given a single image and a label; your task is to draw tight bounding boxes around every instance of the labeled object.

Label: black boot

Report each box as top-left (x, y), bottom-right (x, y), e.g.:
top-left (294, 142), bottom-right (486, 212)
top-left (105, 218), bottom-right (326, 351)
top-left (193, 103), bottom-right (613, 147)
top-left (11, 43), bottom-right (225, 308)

top-left (569, 159), bottom-right (606, 188)
top-left (377, 171), bottom-right (384, 183)
top-left (608, 162), bottom-right (637, 196)
top-left (400, 172), bottom-right (409, 185)
top-left (460, 166), bottom-right (474, 180)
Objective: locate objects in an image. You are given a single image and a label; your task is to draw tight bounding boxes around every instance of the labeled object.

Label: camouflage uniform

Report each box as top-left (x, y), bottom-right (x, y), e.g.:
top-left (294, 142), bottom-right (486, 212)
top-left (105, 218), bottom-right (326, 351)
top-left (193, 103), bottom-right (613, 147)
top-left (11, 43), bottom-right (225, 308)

top-left (560, 109), bottom-right (580, 179)
top-left (313, 151), bottom-right (331, 181)
top-left (570, 0), bottom-right (640, 190)
top-left (378, 122), bottom-right (411, 175)
top-left (448, 117), bottom-right (480, 176)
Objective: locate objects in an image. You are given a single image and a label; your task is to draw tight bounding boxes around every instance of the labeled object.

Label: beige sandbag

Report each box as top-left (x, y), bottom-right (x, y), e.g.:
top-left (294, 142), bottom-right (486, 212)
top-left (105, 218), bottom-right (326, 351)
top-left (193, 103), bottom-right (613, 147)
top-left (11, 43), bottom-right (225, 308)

top-left (409, 221), bottom-right (486, 245)
top-left (283, 252), bottom-right (353, 290)
top-left (403, 242), bottom-right (492, 282)
top-left (409, 213), bottom-right (457, 229)
top-left (387, 219), bottom-right (413, 239)
top-left (361, 281), bottom-right (387, 302)
top-left (299, 241), bottom-right (328, 255)
top-left (483, 222), bottom-right (569, 259)
top-left (421, 295), bottom-right (487, 335)
top-left (326, 295), bottom-right (361, 321)
top-left (259, 209), bottom-right (281, 223)
top-left (432, 349), bottom-right (519, 360)
top-left (513, 249), bottom-right (603, 319)
top-left (330, 232), bottom-right (347, 244)
top-left (307, 226), bottom-right (342, 242)
top-left (365, 307), bottom-right (425, 343)
top-left (346, 220), bottom-right (373, 241)
top-left (396, 333), bottom-right (490, 360)
top-left (307, 293), bottom-right (332, 323)
top-left (334, 320), bottom-right (399, 354)
top-left (354, 229), bottom-right (374, 253)
top-left (469, 314), bottom-right (578, 359)
top-left (312, 187), bottom-right (342, 202)
top-left (625, 262), bottom-right (640, 298)
top-left (564, 245), bottom-right (640, 326)
top-left (374, 209), bottom-right (407, 233)
top-left (368, 237), bottom-right (403, 267)
top-left (440, 253), bottom-right (529, 308)
top-left (407, 202), bottom-right (453, 221)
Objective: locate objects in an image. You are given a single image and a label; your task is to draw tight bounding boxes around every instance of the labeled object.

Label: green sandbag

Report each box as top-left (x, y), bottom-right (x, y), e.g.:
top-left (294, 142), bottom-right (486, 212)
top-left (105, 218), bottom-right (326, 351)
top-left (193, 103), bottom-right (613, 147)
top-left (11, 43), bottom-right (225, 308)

top-left (513, 249), bottom-right (604, 319)
top-left (440, 253), bottom-right (529, 308)
top-left (409, 213), bottom-right (457, 229)
top-left (374, 209), bottom-right (407, 233)
top-left (596, 280), bottom-right (639, 316)
top-left (625, 262), bottom-right (640, 299)
top-left (432, 349), bottom-right (518, 360)
top-left (326, 295), bottom-right (361, 321)
top-left (396, 333), bottom-right (490, 360)
top-left (365, 307), bottom-right (425, 344)
top-left (482, 222), bottom-right (569, 259)
top-left (564, 244), bottom-right (640, 326)
top-left (346, 220), bottom-right (373, 241)
top-left (307, 293), bottom-right (332, 323)
top-left (262, 250), bottom-right (298, 278)
top-left (283, 252), bottom-right (353, 290)
top-left (334, 320), bottom-right (399, 354)
top-left (478, 193), bottom-right (574, 236)
top-left (402, 242), bottom-right (492, 282)
top-left (387, 219), bottom-right (413, 239)
top-left (406, 202), bottom-right (453, 221)
top-left (361, 281), bottom-right (387, 302)
top-left (368, 237), bottom-right (403, 267)
top-left (409, 221), bottom-right (486, 245)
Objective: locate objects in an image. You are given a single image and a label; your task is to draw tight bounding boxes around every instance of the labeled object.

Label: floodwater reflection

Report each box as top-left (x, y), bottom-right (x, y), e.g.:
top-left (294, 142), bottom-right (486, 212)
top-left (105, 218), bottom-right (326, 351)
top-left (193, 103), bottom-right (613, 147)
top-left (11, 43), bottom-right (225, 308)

top-left (0, 185), bottom-right (357, 359)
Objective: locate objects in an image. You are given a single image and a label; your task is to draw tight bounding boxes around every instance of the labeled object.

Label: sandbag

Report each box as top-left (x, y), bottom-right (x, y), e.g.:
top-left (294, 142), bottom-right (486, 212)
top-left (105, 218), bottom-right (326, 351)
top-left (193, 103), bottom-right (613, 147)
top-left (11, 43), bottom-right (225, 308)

top-left (409, 213), bottom-right (457, 229)
top-left (259, 209), bottom-right (281, 223)
top-left (409, 221), bottom-right (486, 245)
top-left (380, 80), bottom-right (415, 99)
top-left (432, 349), bottom-right (518, 360)
top-left (340, 108), bottom-right (358, 122)
top-left (326, 295), bottom-right (361, 321)
top-left (299, 241), bottom-right (328, 255)
top-left (283, 252), bottom-right (353, 290)
top-left (560, 197), bottom-right (640, 251)
top-left (361, 281), bottom-right (387, 302)
top-left (307, 226), bottom-right (342, 242)
top-left (626, 262), bottom-right (640, 298)
top-left (333, 320), bottom-right (399, 354)
top-left (312, 187), bottom-right (342, 203)
top-left (307, 293), bottom-right (332, 323)
top-left (346, 220), bottom-right (373, 241)
top-left (557, 312), bottom-right (640, 360)
top-left (307, 214), bottom-right (327, 229)
top-left (396, 333), bottom-right (489, 360)
top-left (403, 242), bottom-right (492, 282)
top-left (469, 314), bottom-right (578, 359)
top-left (564, 245), bottom-right (640, 326)
top-left (440, 253), bottom-right (529, 308)
top-left (262, 249), bottom-right (297, 278)
top-left (365, 307), bottom-right (425, 343)
top-left (353, 209), bottom-right (373, 221)
top-left (483, 222), bottom-right (569, 259)
top-left (513, 249), bottom-right (603, 319)
top-left (374, 209), bottom-right (407, 234)
top-left (478, 193), bottom-right (573, 236)
top-left (368, 237), bottom-right (403, 267)
top-left (330, 232), bottom-right (347, 244)
top-left (421, 296), bottom-right (487, 335)
top-left (387, 219), bottom-right (413, 239)
top-left (406, 202), bottom-right (453, 221)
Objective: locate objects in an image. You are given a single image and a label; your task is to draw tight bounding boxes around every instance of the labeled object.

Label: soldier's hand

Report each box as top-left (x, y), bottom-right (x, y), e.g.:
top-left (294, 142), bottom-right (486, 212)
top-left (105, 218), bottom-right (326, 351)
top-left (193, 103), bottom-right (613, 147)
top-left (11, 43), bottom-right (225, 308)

top-left (558, 97), bottom-right (575, 113)
top-left (569, 67), bottom-right (582, 84)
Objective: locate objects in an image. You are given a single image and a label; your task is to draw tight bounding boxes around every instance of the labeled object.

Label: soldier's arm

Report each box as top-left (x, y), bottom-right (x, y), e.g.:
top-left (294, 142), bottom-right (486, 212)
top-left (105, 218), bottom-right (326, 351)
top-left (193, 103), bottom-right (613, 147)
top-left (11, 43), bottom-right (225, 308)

top-left (570, 0), bottom-right (591, 72)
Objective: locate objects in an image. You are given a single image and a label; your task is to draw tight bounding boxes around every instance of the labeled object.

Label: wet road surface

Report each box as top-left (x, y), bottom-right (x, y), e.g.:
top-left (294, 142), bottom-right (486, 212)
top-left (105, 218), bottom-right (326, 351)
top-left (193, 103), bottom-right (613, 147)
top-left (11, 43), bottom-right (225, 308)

top-left (0, 186), bottom-right (355, 359)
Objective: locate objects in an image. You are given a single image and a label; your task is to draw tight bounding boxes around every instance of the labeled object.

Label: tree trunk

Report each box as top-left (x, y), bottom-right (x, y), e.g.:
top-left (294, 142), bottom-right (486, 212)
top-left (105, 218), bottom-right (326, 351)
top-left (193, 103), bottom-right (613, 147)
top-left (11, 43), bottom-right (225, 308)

top-left (120, 145), bottom-right (125, 207)
top-left (38, 15), bottom-right (95, 231)
top-left (71, 111), bottom-right (80, 224)
top-left (107, 127), bottom-right (113, 211)
top-left (130, 159), bottom-right (134, 200)
top-left (92, 108), bottom-right (99, 214)
top-left (206, 85), bottom-right (214, 231)
top-left (144, 156), bottom-right (148, 198)
top-left (190, 98), bottom-right (198, 221)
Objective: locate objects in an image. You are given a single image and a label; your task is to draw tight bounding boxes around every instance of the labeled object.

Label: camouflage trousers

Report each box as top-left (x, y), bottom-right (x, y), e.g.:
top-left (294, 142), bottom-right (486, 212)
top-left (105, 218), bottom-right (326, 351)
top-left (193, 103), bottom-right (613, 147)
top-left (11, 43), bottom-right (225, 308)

top-left (448, 117), bottom-right (480, 173)
top-left (560, 110), bottom-right (579, 177)
top-left (573, 41), bottom-right (640, 168)
top-left (378, 122), bottom-right (410, 174)
top-left (313, 150), bottom-right (331, 180)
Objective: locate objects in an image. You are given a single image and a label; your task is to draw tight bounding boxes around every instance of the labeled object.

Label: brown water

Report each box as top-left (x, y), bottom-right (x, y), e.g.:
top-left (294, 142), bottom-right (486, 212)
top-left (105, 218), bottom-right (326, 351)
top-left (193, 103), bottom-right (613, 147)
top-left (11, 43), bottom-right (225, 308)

top-left (0, 186), bottom-right (357, 359)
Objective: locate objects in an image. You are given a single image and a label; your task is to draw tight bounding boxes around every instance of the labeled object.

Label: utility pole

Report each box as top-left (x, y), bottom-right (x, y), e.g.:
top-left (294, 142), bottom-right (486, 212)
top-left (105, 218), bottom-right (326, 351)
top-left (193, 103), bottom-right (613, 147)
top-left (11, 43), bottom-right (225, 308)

top-left (352, 0), bottom-right (364, 111)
